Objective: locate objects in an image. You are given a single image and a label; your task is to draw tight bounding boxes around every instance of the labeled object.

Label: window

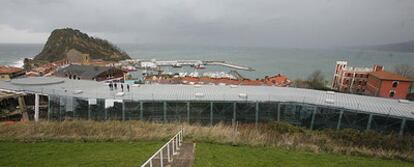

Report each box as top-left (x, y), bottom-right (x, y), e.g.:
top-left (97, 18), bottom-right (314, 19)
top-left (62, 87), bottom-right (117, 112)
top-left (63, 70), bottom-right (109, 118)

top-left (392, 81), bottom-right (399, 88)
top-left (389, 90), bottom-right (395, 98)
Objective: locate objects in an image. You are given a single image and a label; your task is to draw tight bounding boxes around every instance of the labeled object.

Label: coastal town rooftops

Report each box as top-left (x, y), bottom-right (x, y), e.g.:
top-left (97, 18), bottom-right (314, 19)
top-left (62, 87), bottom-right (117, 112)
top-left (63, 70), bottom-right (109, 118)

top-left (0, 66), bottom-right (23, 74)
top-left (370, 71), bottom-right (413, 82)
top-left (0, 77), bottom-right (413, 120)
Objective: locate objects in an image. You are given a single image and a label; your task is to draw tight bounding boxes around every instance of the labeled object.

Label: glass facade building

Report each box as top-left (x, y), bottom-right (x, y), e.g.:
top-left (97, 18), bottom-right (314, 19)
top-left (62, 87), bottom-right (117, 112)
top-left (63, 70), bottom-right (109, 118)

top-left (47, 95), bottom-right (414, 135)
top-left (2, 77), bottom-right (412, 136)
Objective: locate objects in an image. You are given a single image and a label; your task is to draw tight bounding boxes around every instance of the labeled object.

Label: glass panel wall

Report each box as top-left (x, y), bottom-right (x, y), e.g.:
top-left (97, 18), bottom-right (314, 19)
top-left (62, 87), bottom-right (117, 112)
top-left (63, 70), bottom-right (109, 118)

top-left (90, 99), bottom-right (105, 121)
top-left (404, 119), bottom-right (414, 135)
top-left (339, 110), bottom-right (369, 131)
top-left (189, 102), bottom-right (210, 124)
top-left (258, 102), bottom-right (278, 122)
top-left (74, 97), bottom-right (88, 120)
top-left (124, 100), bottom-right (140, 120)
top-left (212, 102), bottom-right (234, 124)
top-left (39, 95), bottom-right (49, 120)
top-left (45, 96), bottom-right (411, 135)
top-left (143, 101), bottom-right (164, 122)
top-left (236, 102), bottom-right (256, 123)
top-left (279, 103), bottom-right (313, 128)
top-left (370, 115), bottom-right (402, 134)
top-left (106, 101), bottom-right (123, 120)
top-left (313, 107), bottom-right (341, 130)
top-left (62, 96), bottom-right (74, 120)
top-left (48, 95), bottom-right (61, 120)
top-left (166, 102), bottom-right (187, 123)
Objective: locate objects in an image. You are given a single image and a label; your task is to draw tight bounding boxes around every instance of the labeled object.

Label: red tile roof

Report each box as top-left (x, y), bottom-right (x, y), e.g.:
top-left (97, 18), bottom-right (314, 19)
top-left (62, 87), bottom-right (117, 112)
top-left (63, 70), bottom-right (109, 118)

top-left (0, 66), bottom-right (23, 74)
top-left (369, 71), bottom-right (413, 82)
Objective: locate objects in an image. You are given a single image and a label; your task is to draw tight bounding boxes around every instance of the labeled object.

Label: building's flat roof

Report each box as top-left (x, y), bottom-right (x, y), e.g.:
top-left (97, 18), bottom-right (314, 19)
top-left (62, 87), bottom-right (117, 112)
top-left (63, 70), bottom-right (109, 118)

top-left (0, 77), bottom-right (413, 119)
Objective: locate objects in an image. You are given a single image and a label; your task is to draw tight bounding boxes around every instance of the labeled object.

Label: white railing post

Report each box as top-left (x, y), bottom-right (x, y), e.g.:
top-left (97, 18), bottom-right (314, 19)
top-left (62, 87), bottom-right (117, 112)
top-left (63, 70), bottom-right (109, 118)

top-left (176, 135), bottom-right (179, 151)
top-left (180, 130), bottom-right (183, 145)
top-left (160, 149), bottom-right (163, 167)
top-left (172, 138), bottom-right (176, 155)
top-left (167, 142), bottom-right (171, 162)
top-left (140, 129), bottom-right (183, 167)
top-left (178, 131), bottom-right (182, 146)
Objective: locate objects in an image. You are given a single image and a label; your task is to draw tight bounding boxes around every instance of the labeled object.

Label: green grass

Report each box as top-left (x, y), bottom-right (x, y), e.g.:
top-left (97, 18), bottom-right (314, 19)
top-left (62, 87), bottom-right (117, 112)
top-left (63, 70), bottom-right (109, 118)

top-left (1, 141), bottom-right (413, 167)
top-left (193, 143), bottom-right (414, 167)
top-left (0, 141), bottom-right (162, 167)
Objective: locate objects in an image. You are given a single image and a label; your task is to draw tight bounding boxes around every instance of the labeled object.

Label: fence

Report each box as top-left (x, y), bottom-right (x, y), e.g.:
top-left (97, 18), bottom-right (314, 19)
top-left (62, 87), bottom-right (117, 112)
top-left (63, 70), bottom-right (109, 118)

top-left (140, 128), bottom-right (183, 167)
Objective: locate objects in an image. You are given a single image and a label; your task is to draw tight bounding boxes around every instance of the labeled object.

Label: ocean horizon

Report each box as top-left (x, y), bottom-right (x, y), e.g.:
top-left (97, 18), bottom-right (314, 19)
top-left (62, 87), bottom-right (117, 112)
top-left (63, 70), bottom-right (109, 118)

top-left (1, 43), bottom-right (413, 80)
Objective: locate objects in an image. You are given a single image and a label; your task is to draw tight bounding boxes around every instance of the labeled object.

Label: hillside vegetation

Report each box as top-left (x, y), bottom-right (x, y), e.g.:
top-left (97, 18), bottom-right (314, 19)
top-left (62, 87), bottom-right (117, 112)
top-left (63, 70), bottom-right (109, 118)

top-left (194, 143), bottom-right (414, 167)
top-left (0, 141), bottom-right (161, 167)
top-left (0, 121), bottom-right (413, 162)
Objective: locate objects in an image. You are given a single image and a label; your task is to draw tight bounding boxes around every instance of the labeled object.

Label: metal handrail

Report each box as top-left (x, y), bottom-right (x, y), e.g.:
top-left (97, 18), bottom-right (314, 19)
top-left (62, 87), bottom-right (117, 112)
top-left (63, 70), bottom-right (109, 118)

top-left (140, 128), bottom-right (183, 167)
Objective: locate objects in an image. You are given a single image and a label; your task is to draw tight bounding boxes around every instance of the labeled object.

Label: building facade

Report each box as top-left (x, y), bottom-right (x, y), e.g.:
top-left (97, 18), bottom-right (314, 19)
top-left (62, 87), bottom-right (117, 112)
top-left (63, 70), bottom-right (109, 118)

top-left (365, 71), bottom-right (413, 99)
top-left (331, 61), bottom-right (383, 94)
top-left (1, 77), bottom-right (414, 135)
top-left (0, 66), bottom-right (24, 81)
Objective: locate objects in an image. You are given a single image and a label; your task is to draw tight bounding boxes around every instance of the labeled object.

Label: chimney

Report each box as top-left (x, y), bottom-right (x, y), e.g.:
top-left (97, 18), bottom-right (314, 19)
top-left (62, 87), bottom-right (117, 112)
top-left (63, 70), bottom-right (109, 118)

top-left (373, 65), bottom-right (384, 72)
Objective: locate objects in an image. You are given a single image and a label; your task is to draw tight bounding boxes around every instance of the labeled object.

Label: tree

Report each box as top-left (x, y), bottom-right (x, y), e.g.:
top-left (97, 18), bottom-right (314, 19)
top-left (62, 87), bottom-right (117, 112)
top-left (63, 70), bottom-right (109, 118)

top-left (306, 70), bottom-right (327, 90)
top-left (293, 70), bottom-right (329, 90)
top-left (394, 64), bottom-right (414, 78)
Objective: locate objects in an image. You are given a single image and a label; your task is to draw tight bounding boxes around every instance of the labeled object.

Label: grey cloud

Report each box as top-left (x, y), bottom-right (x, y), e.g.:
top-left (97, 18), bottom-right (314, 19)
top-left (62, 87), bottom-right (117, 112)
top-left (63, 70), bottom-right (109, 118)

top-left (0, 0), bottom-right (413, 47)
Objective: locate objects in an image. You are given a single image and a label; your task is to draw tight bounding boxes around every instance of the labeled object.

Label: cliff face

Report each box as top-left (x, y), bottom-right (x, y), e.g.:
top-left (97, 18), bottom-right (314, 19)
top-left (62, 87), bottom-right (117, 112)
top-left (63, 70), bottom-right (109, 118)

top-left (34, 28), bottom-right (130, 62)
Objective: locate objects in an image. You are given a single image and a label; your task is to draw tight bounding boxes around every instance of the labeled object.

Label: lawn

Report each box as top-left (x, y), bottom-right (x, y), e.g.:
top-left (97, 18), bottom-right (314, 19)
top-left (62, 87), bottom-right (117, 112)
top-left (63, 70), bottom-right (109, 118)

top-left (0, 141), bottom-right (162, 167)
top-left (193, 143), bottom-right (414, 167)
top-left (1, 141), bottom-right (413, 167)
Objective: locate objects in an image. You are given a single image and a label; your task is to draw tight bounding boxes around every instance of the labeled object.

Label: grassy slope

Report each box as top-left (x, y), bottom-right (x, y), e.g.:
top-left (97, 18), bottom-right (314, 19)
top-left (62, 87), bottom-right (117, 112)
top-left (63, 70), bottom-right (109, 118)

top-left (0, 141), bottom-right (162, 167)
top-left (194, 143), bottom-right (414, 167)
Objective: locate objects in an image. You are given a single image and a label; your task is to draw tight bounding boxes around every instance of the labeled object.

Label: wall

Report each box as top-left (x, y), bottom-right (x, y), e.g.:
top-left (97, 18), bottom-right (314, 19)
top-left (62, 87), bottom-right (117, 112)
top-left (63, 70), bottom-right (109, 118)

top-left (366, 75), bottom-right (381, 96)
top-left (0, 74), bottom-right (11, 81)
top-left (46, 96), bottom-right (414, 135)
top-left (378, 80), bottom-right (411, 99)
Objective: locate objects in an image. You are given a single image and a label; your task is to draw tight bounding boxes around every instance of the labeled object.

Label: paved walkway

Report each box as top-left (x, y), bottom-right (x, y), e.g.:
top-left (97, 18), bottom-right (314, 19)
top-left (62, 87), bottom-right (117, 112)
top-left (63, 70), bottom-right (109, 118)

top-left (150, 143), bottom-right (195, 167)
top-left (170, 143), bottom-right (195, 167)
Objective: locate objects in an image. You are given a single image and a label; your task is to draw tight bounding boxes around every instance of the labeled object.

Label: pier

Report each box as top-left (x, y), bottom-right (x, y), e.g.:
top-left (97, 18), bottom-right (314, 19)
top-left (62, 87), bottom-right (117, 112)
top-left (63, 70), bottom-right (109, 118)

top-left (120, 59), bottom-right (255, 71)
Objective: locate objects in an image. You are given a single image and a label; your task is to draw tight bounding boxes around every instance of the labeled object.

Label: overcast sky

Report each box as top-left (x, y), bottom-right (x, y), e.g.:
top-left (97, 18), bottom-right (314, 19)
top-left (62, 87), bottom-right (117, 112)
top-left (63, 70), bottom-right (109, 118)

top-left (0, 0), bottom-right (413, 48)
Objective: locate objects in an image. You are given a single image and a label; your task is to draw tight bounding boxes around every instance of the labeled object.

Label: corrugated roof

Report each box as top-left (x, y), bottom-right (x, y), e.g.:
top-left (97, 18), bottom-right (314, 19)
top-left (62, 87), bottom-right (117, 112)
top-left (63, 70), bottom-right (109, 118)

top-left (369, 71), bottom-right (413, 82)
top-left (0, 77), bottom-right (413, 120)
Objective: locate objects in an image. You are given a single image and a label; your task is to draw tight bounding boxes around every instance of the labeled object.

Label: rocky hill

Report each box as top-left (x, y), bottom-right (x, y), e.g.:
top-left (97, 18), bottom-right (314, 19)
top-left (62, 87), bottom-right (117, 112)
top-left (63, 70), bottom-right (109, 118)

top-left (34, 28), bottom-right (130, 62)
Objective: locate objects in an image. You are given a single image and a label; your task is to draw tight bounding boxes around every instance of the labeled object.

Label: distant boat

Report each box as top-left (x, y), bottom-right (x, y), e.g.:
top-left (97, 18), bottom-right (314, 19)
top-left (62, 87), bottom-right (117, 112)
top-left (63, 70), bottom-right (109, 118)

top-left (193, 64), bottom-right (206, 69)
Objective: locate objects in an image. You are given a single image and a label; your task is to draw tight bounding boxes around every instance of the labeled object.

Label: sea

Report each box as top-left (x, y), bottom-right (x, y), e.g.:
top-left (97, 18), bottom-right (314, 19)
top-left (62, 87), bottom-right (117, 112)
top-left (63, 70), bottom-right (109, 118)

top-left (0, 43), bottom-right (413, 80)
